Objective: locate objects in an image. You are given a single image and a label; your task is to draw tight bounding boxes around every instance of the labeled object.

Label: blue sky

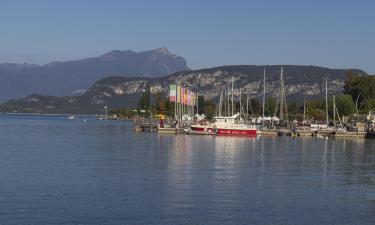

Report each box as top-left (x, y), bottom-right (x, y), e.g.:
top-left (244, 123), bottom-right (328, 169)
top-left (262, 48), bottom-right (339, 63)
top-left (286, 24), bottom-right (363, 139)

top-left (0, 0), bottom-right (374, 73)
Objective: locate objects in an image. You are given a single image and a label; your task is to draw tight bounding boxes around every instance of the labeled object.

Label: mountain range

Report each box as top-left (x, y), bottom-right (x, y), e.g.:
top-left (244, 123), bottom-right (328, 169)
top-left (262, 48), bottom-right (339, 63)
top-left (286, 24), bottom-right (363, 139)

top-left (0, 47), bottom-right (189, 103)
top-left (0, 65), bottom-right (367, 114)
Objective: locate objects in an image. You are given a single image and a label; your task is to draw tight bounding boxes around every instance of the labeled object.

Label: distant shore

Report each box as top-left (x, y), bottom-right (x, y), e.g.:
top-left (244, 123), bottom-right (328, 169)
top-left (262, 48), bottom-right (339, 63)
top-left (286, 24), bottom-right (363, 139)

top-left (0, 112), bottom-right (98, 117)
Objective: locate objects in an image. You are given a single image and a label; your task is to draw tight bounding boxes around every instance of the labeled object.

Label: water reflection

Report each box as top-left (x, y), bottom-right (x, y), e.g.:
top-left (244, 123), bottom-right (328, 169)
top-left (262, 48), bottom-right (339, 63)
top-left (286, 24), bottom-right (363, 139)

top-left (1, 116), bottom-right (375, 224)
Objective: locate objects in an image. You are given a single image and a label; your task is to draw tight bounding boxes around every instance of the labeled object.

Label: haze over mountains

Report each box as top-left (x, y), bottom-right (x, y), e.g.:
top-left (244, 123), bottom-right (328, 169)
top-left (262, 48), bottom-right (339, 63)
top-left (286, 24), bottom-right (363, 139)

top-left (0, 47), bottom-right (189, 102)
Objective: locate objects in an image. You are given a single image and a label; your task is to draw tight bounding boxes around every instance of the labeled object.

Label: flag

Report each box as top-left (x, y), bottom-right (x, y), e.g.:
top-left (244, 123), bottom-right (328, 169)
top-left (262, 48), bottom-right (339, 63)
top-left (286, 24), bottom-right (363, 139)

top-left (187, 90), bottom-right (191, 106)
top-left (184, 88), bottom-right (188, 105)
top-left (177, 85), bottom-right (181, 103)
top-left (190, 91), bottom-right (195, 106)
top-left (169, 84), bottom-right (176, 102)
top-left (180, 87), bottom-right (184, 104)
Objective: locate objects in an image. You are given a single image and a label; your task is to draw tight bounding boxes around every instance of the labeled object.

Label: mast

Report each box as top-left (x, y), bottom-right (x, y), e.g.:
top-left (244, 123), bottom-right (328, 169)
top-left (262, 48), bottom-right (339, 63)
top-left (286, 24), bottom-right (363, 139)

top-left (263, 68), bottom-right (266, 118)
top-left (227, 83), bottom-right (230, 116)
top-left (179, 86), bottom-right (181, 123)
top-left (325, 79), bottom-right (329, 125)
top-left (219, 92), bottom-right (222, 116)
top-left (303, 101), bottom-right (306, 124)
top-left (303, 84), bottom-right (306, 125)
top-left (246, 95), bottom-right (249, 121)
top-left (231, 77), bottom-right (234, 116)
top-left (333, 95), bottom-right (336, 128)
top-left (175, 84), bottom-right (177, 120)
top-left (239, 89), bottom-right (242, 116)
top-left (279, 67), bottom-right (284, 121)
top-left (223, 88), bottom-right (227, 115)
top-left (250, 97), bottom-right (254, 117)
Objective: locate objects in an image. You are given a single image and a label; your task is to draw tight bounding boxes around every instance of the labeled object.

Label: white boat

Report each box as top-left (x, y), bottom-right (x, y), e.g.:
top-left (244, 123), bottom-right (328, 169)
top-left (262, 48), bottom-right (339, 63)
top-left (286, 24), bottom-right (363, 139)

top-left (210, 77), bottom-right (258, 136)
top-left (67, 115), bottom-right (75, 120)
top-left (213, 114), bottom-right (258, 136)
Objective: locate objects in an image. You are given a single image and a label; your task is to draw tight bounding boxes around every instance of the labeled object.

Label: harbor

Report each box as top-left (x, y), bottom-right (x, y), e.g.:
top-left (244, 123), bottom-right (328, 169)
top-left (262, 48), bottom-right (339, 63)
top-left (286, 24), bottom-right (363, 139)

top-left (134, 120), bottom-right (375, 139)
top-left (132, 67), bottom-right (375, 139)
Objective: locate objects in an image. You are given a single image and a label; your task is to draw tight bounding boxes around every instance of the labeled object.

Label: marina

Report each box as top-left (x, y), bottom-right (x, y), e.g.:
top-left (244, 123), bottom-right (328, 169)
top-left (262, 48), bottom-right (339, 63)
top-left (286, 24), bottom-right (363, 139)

top-left (132, 67), bottom-right (375, 140)
top-left (1, 1), bottom-right (375, 224)
top-left (134, 120), bottom-right (375, 139)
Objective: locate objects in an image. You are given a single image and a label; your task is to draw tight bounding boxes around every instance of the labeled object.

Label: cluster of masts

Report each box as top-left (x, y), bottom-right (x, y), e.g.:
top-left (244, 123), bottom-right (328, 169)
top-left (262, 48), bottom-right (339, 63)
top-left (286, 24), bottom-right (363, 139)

top-left (214, 67), bottom-right (338, 126)
top-left (216, 68), bottom-right (288, 121)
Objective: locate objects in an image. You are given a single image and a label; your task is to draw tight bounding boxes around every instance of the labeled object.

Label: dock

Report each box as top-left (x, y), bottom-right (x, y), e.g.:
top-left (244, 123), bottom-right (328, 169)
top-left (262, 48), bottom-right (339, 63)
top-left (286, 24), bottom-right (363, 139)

top-left (133, 118), bottom-right (375, 139)
top-left (261, 129), bottom-right (375, 139)
top-left (158, 127), bottom-right (185, 134)
top-left (133, 117), bottom-right (186, 134)
top-left (133, 123), bottom-right (158, 132)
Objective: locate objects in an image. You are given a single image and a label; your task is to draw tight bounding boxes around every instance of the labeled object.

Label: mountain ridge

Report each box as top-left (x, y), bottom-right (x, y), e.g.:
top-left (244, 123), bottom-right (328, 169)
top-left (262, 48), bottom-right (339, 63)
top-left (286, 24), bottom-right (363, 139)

top-left (0, 65), bottom-right (367, 114)
top-left (0, 47), bottom-right (190, 103)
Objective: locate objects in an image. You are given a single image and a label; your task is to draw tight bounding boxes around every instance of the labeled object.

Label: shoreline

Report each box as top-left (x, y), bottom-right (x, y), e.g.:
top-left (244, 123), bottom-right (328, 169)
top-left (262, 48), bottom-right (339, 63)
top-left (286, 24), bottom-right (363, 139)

top-left (0, 112), bottom-right (98, 117)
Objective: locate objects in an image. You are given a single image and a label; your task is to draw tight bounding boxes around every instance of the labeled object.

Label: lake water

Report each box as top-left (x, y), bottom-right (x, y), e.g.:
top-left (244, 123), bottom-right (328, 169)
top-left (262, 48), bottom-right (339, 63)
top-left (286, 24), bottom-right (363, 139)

top-left (0, 114), bottom-right (375, 225)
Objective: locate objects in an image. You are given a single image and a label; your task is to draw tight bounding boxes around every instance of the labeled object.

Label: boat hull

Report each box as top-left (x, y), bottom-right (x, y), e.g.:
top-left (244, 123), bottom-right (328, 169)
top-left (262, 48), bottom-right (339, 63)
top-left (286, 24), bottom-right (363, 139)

top-left (216, 128), bottom-right (257, 136)
top-left (188, 125), bottom-right (215, 135)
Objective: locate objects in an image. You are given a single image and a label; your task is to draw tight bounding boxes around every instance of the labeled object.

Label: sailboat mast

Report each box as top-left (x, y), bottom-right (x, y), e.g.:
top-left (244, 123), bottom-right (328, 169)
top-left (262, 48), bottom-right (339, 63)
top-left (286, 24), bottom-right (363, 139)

top-left (231, 77), bottom-right (234, 116)
top-left (176, 84), bottom-right (178, 120)
top-left (219, 92), bottom-right (222, 116)
top-left (239, 89), bottom-right (242, 117)
top-left (223, 88), bottom-right (227, 115)
top-left (227, 83), bottom-right (230, 116)
top-left (196, 92), bottom-right (198, 115)
top-left (303, 101), bottom-right (306, 123)
top-left (333, 95), bottom-right (336, 128)
top-left (246, 95), bottom-right (249, 121)
top-left (325, 79), bottom-right (329, 125)
top-left (303, 84), bottom-right (306, 124)
top-left (263, 68), bottom-right (266, 118)
top-left (279, 67), bottom-right (284, 121)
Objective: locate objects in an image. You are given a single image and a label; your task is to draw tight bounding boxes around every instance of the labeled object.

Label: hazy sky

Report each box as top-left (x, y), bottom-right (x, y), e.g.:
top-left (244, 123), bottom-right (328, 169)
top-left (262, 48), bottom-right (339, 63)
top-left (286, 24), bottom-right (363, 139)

top-left (0, 0), bottom-right (374, 73)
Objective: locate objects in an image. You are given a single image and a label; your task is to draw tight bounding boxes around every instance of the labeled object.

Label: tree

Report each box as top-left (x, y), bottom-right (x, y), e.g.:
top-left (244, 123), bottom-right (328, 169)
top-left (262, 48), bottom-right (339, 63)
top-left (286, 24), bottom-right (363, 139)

top-left (137, 91), bottom-right (150, 110)
top-left (329, 94), bottom-right (356, 116)
top-left (197, 95), bottom-right (205, 114)
top-left (288, 102), bottom-right (299, 119)
top-left (264, 96), bottom-right (276, 116)
top-left (154, 92), bottom-right (166, 114)
top-left (344, 73), bottom-right (375, 112)
top-left (305, 99), bottom-right (325, 121)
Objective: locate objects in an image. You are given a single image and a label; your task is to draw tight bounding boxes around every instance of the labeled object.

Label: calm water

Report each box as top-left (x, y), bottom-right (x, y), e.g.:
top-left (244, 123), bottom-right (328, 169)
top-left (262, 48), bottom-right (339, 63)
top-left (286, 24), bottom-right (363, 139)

top-left (0, 114), bottom-right (375, 225)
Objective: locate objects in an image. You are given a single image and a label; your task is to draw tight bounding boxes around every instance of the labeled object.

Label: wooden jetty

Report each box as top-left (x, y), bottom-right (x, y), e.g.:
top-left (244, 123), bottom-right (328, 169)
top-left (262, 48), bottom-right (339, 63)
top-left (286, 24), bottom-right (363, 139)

top-left (133, 117), bottom-right (185, 134)
top-left (260, 128), bottom-right (374, 139)
top-left (133, 123), bottom-right (158, 132)
top-left (158, 127), bottom-right (185, 134)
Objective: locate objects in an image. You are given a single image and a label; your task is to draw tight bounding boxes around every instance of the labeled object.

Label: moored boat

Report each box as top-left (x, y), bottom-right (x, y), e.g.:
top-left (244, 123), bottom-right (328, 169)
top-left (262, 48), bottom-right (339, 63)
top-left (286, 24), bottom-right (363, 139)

top-left (213, 114), bottom-right (258, 136)
top-left (67, 115), bottom-right (75, 120)
top-left (187, 123), bottom-right (215, 135)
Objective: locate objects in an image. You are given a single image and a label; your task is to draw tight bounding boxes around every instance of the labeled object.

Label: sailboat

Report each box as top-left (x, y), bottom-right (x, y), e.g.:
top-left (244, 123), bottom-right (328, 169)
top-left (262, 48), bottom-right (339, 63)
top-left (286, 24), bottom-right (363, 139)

top-left (188, 92), bottom-right (216, 135)
top-left (98, 106), bottom-right (109, 120)
top-left (67, 115), bottom-right (75, 120)
top-left (212, 77), bottom-right (258, 136)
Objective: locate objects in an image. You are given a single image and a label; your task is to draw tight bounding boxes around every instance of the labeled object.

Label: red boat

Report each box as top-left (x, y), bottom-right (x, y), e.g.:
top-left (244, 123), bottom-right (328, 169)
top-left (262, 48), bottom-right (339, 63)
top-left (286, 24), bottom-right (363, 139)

top-left (186, 123), bottom-right (215, 135)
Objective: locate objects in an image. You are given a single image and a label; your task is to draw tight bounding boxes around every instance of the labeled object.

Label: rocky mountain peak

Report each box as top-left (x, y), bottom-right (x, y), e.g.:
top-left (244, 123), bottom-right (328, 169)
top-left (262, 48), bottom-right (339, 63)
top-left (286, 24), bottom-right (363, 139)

top-left (153, 47), bottom-right (170, 55)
